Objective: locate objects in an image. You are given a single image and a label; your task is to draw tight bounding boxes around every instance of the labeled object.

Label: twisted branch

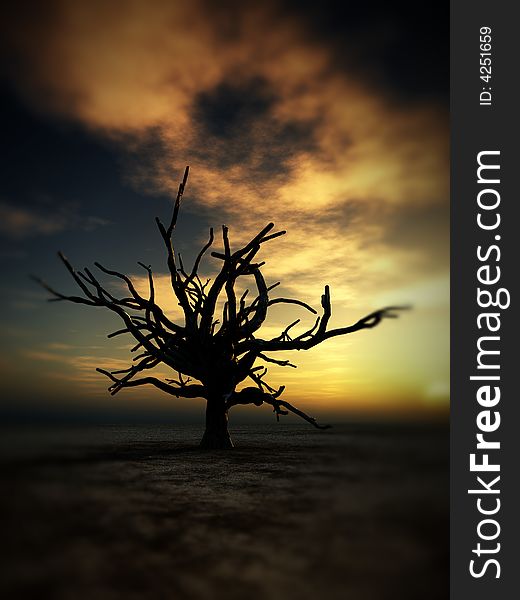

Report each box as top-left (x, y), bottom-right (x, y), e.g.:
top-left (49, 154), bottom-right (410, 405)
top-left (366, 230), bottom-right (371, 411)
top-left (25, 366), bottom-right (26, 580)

top-left (35, 165), bottom-right (407, 431)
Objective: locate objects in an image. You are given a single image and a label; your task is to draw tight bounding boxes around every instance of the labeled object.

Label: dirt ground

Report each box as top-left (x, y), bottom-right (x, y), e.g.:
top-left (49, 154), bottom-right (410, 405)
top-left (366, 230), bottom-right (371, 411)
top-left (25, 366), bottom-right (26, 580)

top-left (0, 422), bottom-right (448, 600)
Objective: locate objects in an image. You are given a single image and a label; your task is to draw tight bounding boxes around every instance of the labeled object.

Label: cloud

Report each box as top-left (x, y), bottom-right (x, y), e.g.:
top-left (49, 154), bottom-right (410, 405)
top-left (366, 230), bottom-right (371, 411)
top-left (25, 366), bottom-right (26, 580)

top-left (21, 344), bottom-right (180, 398)
top-left (0, 201), bottom-right (110, 239)
top-left (0, 202), bottom-right (69, 238)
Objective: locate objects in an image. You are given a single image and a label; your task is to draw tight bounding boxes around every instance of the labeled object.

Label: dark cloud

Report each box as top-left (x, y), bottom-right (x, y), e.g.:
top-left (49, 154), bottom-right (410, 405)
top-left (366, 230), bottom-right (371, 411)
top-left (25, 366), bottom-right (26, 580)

top-left (191, 77), bottom-right (318, 178)
top-left (193, 77), bottom-right (274, 138)
top-left (284, 0), bottom-right (449, 103)
top-left (200, 0), bottom-right (449, 103)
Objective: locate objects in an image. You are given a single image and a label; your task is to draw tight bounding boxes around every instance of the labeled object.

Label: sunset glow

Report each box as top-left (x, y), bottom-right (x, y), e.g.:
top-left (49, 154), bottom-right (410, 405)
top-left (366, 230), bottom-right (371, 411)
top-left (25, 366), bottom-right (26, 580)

top-left (0, 0), bottom-right (449, 421)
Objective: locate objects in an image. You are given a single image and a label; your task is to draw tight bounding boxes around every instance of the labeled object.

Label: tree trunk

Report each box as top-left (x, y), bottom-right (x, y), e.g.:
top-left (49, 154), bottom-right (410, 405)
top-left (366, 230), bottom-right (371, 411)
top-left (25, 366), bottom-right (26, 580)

top-left (200, 396), bottom-right (234, 449)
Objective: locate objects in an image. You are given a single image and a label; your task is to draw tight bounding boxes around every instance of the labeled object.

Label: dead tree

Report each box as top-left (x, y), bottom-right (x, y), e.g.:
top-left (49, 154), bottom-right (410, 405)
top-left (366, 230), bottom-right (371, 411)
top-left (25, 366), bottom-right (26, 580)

top-left (36, 167), bottom-right (407, 449)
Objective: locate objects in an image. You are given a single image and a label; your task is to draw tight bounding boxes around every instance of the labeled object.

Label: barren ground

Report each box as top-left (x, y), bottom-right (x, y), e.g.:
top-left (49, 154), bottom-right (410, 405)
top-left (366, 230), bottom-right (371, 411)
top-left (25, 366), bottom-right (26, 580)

top-left (0, 422), bottom-right (448, 600)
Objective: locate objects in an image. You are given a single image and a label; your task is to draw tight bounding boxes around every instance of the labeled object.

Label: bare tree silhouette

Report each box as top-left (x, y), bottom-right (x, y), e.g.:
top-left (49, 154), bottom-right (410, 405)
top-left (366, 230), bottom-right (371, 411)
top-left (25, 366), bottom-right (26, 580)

top-left (36, 167), bottom-right (407, 449)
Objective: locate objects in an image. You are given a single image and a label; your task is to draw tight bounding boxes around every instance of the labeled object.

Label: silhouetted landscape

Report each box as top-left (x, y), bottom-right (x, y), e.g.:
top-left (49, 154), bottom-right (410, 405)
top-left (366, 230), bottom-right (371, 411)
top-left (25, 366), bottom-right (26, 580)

top-left (0, 2), bottom-right (449, 598)
top-left (0, 421), bottom-right (448, 600)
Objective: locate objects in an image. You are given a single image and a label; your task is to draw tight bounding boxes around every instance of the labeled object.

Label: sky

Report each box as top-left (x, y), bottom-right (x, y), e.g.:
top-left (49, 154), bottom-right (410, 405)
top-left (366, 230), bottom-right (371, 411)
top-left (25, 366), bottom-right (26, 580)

top-left (0, 0), bottom-right (449, 423)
